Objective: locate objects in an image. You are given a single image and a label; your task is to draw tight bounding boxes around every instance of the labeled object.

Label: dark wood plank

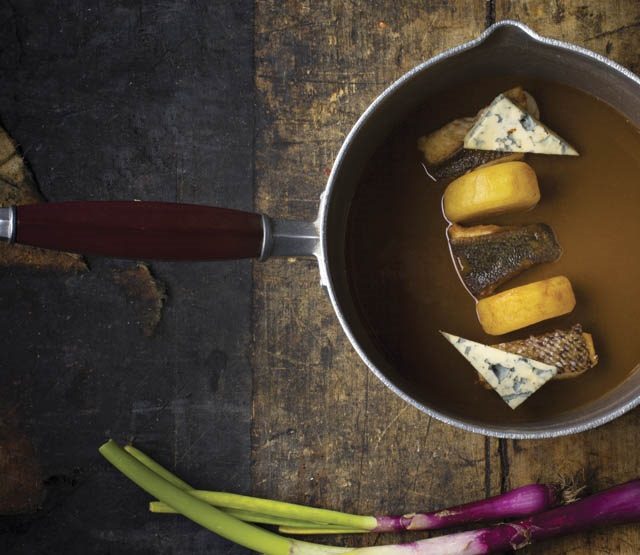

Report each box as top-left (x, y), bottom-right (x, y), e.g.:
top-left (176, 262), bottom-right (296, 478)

top-left (497, 0), bottom-right (640, 76)
top-left (0, 410), bottom-right (44, 515)
top-left (252, 1), bottom-right (499, 549)
top-left (0, 2), bottom-right (254, 553)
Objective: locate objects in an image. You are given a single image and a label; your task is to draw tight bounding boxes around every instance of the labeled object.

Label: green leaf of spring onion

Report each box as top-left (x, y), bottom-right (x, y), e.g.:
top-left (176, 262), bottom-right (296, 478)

top-left (99, 440), bottom-right (350, 555)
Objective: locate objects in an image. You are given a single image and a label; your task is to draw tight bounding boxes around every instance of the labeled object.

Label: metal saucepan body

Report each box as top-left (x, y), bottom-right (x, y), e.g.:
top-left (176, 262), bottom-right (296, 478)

top-left (311, 21), bottom-right (640, 439)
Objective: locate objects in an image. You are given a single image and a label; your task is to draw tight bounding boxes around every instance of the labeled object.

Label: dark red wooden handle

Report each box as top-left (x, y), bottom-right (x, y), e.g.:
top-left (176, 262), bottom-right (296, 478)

top-left (15, 201), bottom-right (264, 260)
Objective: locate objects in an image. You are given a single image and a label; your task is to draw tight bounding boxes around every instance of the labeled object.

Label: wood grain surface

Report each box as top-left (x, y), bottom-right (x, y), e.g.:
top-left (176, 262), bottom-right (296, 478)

top-left (252, 1), bottom-right (640, 553)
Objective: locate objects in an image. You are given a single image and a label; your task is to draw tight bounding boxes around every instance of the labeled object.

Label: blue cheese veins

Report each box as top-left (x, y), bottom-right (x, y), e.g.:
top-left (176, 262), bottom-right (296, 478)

top-left (441, 331), bottom-right (558, 409)
top-left (464, 94), bottom-right (579, 156)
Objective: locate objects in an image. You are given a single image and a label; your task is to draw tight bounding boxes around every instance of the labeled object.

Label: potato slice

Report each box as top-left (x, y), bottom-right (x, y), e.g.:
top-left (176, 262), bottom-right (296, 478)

top-left (476, 276), bottom-right (576, 335)
top-left (443, 161), bottom-right (540, 223)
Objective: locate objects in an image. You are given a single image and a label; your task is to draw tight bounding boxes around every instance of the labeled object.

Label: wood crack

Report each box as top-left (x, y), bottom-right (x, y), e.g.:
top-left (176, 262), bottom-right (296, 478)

top-left (5, 0), bottom-right (24, 66)
top-left (484, 436), bottom-right (492, 498)
top-left (485, 0), bottom-right (496, 28)
top-left (587, 21), bottom-right (640, 40)
top-left (498, 438), bottom-right (510, 494)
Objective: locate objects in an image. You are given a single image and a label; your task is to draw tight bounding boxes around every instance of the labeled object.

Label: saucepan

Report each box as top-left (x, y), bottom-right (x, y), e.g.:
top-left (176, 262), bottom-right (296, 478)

top-left (2, 21), bottom-right (640, 438)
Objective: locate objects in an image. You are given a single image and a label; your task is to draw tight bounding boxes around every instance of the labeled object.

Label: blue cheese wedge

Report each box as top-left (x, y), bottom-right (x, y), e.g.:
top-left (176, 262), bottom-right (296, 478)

top-left (441, 331), bottom-right (558, 409)
top-left (464, 94), bottom-right (579, 156)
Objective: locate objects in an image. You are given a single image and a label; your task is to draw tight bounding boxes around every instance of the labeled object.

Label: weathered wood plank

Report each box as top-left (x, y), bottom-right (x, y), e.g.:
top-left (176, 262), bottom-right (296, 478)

top-left (494, 2), bottom-right (640, 553)
top-left (254, 1), bottom-right (640, 553)
top-left (497, 0), bottom-right (640, 74)
top-left (252, 1), bottom-right (498, 549)
top-left (505, 412), bottom-right (640, 554)
top-left (0, 2), bottom-right (255, 552)
top-left (0, 407), bottom-right (44, 515)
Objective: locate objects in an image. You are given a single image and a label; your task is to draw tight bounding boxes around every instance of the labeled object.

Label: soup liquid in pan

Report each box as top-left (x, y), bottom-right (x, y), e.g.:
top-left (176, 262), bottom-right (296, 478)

top-left (346, 78), bottom-right (640, 422)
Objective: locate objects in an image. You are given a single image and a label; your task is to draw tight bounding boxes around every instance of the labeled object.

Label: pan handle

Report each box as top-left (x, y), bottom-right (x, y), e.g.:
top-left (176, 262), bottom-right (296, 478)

top-left (0, 202), bottom-right (320, 261)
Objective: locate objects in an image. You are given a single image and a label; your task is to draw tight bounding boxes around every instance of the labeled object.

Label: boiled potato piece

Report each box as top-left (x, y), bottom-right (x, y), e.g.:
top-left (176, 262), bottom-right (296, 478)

top-left (443, 161), bottom-right (540, 223)
top-left (476, 276), bottom-right (576, 335)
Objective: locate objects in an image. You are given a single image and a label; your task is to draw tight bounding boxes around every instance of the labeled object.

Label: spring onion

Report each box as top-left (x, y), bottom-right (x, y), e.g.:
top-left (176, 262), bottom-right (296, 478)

top-left (148, 484), bottom-right (570, 535)
top-left (281, 482), bottom-right (577, 535)
top-left (129, 444), bottom-right (577, 535)
top-left (134, 439), bottom-right (574, 535)
top-left (349, 479), bottom-right (640, 554)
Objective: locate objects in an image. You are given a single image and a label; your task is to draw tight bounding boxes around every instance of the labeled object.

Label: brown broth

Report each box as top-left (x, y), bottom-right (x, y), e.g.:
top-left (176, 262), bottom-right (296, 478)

top-left (346, 78), bottom-right (640, 423)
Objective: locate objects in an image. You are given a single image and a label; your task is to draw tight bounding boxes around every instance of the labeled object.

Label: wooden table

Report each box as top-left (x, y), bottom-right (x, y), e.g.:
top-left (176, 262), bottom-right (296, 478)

top-left (1, 2), bottom-right (640, 553)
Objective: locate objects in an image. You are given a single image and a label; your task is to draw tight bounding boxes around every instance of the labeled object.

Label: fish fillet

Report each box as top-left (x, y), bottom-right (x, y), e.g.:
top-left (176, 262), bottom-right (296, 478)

top-left (418, 87), bottom-right (539, 180)
top-left (448, 223), bottom-right (562, 298)
top-left (493, 325), bottom-right (598, 379)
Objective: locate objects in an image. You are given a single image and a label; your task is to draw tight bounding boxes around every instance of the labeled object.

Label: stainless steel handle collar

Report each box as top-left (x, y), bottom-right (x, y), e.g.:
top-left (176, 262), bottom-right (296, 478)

top-left (0, 207), bottom-right (15, 241)
top-left (260, 216), bottom-right (320, 260)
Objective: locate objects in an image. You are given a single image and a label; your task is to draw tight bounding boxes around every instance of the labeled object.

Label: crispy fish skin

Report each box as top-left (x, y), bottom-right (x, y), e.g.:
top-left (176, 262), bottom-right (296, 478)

top-left (418, 87), bottom-right (538, 181)
top-left (448, 223), bottom-right (562, 298)
top-left (428, 151), bottom-right (523, 181)
top-left (493, 324), bottom-right (598, 379)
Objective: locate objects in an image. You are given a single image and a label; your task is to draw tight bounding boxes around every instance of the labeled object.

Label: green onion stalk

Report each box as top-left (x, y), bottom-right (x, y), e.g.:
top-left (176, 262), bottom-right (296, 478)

top-left (124, 444), bottom-right (374, 533)
top-left (134, 443), bottom-right (576, 536)
top-left (100, 440), bottom-right (349, 555)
